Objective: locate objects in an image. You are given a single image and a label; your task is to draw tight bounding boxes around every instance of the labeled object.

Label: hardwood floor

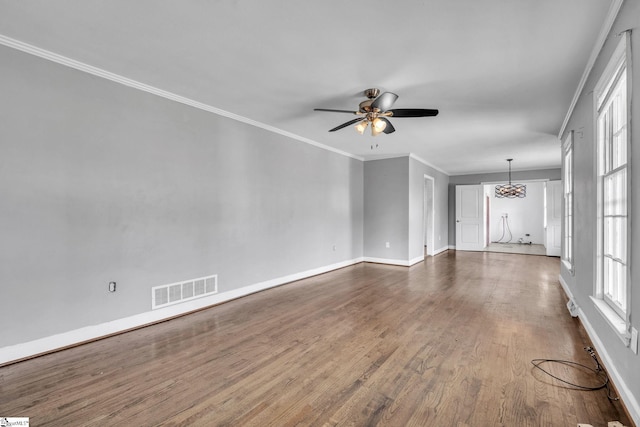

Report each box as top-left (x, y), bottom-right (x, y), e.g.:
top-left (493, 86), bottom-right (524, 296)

top-left (0, 251), bottom-right (632, 426)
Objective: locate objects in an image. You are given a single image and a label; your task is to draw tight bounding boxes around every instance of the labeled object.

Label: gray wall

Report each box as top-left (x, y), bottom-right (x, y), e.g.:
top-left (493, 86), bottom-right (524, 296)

top-left (0, 45), bottom-right (364, 346)
top-left (364, 156), bottom-right (449, 263)
top-left (363, 157), bottom-right (409, 261)
top-left (409, 157), bottom-right (449, 260)
top-left (559, 1), bottom-right (640, 419)
top-left (448, 169), bottom-right (561, 246)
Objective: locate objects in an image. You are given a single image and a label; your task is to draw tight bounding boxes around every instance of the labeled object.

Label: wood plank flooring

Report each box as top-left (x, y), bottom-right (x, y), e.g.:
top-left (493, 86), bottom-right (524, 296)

top-left (0, 251), bottom-right (632, 426)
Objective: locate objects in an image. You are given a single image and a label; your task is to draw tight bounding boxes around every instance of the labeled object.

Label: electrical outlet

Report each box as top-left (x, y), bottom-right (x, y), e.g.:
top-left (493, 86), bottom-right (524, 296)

top-left (385, 242), bottom-right (390, 248)
top-left (566, 299), bottom-right (579, 317)
top-left (631, 327), bottom-right (638, 354)
top-left (108, 281), bottom-right (117, 292)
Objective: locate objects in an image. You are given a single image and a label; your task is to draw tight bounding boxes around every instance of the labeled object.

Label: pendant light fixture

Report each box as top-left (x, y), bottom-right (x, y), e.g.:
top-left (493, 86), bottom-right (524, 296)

top-left (495, 159), bottom-right (526, 198)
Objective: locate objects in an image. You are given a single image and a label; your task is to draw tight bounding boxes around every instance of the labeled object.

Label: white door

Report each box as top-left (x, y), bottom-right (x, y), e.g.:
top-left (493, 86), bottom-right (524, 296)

top-left (546, 180), bottom-right (562, 257)
top-left (456, 185), bottom-right (485, 251)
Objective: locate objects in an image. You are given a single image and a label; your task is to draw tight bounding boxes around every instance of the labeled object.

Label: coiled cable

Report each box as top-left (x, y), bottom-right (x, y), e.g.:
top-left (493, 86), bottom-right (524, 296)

top-left (531, 346), bottom-right (619, 401)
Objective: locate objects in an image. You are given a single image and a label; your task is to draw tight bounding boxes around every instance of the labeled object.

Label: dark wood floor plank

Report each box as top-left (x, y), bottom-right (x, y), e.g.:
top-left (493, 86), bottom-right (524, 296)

top-left (0, 251), bottom-right (633, 426)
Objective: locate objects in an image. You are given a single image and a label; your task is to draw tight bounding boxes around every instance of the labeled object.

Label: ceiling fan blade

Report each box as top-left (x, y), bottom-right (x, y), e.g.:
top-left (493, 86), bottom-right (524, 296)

top-left (388, 108), bottom-right (439, 117)
top-left (314, 108), bottom-right (358, 114)
top-left (379, 117), bottom-right (395, 134)
top-left (370, 92), bottom-right (399, 111)
top-left (329, 118), bottom-right (366, 132)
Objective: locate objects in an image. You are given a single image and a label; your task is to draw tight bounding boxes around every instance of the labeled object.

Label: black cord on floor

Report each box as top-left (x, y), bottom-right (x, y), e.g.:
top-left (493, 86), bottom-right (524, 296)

top-left (531, 346), bottom-right (619, 401)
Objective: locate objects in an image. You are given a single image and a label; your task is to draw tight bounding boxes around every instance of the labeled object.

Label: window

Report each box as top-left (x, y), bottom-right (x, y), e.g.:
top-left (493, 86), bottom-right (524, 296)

top-left (562, 131), bottom-right (573, 272)
top-left (594, 34), bottom-right (630, 330)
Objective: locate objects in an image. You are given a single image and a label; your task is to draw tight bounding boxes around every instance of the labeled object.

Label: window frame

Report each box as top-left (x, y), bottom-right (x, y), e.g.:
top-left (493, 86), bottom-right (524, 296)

top-left (592, 33), bottom-right (631, 343)
top-left (562, 131), bottom-right (574, 274)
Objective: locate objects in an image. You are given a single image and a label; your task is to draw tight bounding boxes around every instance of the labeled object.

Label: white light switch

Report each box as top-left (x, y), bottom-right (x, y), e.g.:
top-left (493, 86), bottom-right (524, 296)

top-left (631, 327), bottom-right (638, 355)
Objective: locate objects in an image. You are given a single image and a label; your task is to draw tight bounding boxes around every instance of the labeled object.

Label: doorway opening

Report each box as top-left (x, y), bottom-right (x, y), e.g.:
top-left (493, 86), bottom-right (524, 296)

top-left (484, 180), bottom-right (559, 256)
top-left (454, 181), bottom-right (561, 257)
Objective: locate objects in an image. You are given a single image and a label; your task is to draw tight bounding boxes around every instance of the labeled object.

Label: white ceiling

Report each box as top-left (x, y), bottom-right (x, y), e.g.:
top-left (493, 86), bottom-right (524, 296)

top-left (0, 0), bottom-right (614, 175)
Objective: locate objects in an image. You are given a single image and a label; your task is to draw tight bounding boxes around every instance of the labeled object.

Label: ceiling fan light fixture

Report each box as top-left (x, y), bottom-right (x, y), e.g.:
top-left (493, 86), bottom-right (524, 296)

top-left (314, 88), bottom-right (438, 136)
top-left (371, 117), bottom-right (387, 136)
top-left (495, 159), bottom-right (526, 198)
top-left (355, 120), bottom-right (369, 134)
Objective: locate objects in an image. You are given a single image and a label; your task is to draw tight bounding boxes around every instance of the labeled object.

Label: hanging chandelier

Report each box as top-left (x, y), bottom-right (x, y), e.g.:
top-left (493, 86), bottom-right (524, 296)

top-left (495, 159), bottom-right (526, 198)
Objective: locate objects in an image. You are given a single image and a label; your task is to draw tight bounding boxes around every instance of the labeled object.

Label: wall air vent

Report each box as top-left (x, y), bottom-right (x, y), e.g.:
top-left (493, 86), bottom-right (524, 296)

top-left (151, 274), bottom-right (218, 310)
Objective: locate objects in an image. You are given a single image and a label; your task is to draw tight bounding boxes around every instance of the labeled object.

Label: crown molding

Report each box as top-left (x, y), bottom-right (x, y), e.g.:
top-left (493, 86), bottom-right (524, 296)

top-left (558, 0), bottom-right (624, 139)
top-left (0, 34), bottom-right (363, 162)
top-left (408, 153), bottom-right (449, 175)
top-left (363, 154), bottom-right (449, 175)
top-left (450, 165), bottom-right (561, 177)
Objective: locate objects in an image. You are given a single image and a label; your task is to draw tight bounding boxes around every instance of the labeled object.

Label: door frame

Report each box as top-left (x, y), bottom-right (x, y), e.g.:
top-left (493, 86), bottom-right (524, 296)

top-left (481, 179), bottom-right (552, 252)
top-left (423, 175), bottom-right (435, 256)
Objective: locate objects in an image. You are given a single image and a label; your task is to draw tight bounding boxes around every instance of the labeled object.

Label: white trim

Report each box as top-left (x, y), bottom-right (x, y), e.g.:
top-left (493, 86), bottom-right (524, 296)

top-left (558, 273), bottom-right (573, 299)
top-left (575, 303), bottom-right (640, 425)
top-left (433, 246), bottom-right (449, 256)
top-left (364, 154), bottom-right (412, 162)
top-left (0, 257), bottom-right (364, 365)
top-left (409, 153), bottom-right (449, 175)
top-left (558, 274), bottom-right (640, 425)
top-left (558, 0), bottom-right (624, 138)
top-left (594, 35), bottom-right (628, 110)
top-left (590, 296), bottom-right (630, 345)
top-left (594, 32), bottom-right (631, 322)
top-left (480, 178), bottom-right (550, 185)
top-left (363, 154), bottom-right (449, 175)
top-left (0, 34), bottom-right (363, 162)
top-left (363, 257), bottom-right (413, 267)
top-left (408, 255), bottom-right (425, 266)
top-left (423, 174), bottom-right (436, 257)
top-left (562, 131), bottom-right (574, 271)
top-left (561, 259), bottom-right (574, 276)
top-left (451, 166), bottom-right (561, 176)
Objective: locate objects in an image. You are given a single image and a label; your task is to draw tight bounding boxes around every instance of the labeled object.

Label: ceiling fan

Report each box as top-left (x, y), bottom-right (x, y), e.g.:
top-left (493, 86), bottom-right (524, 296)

top-left (314, 88), bottom-right (439, 136)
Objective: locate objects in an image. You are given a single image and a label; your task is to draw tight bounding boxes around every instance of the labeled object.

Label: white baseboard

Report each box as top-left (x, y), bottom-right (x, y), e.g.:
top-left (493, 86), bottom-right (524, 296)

top-left (0, 257), bottom-right (364, 366)
top-left (408, 255), bottom-right (425, 266)
top-left (433, 246), bottom-right (449, 255)
top-left (576, 305), bottom-right (640, 425)
top-left (365, 248), bottom-right (449, 266)
top-left (363, 257), bottom-right (412, 266)
top-left (558, 275), bottom-right (639, 425)
top-left (558, 274), bottom-right (573, 299)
